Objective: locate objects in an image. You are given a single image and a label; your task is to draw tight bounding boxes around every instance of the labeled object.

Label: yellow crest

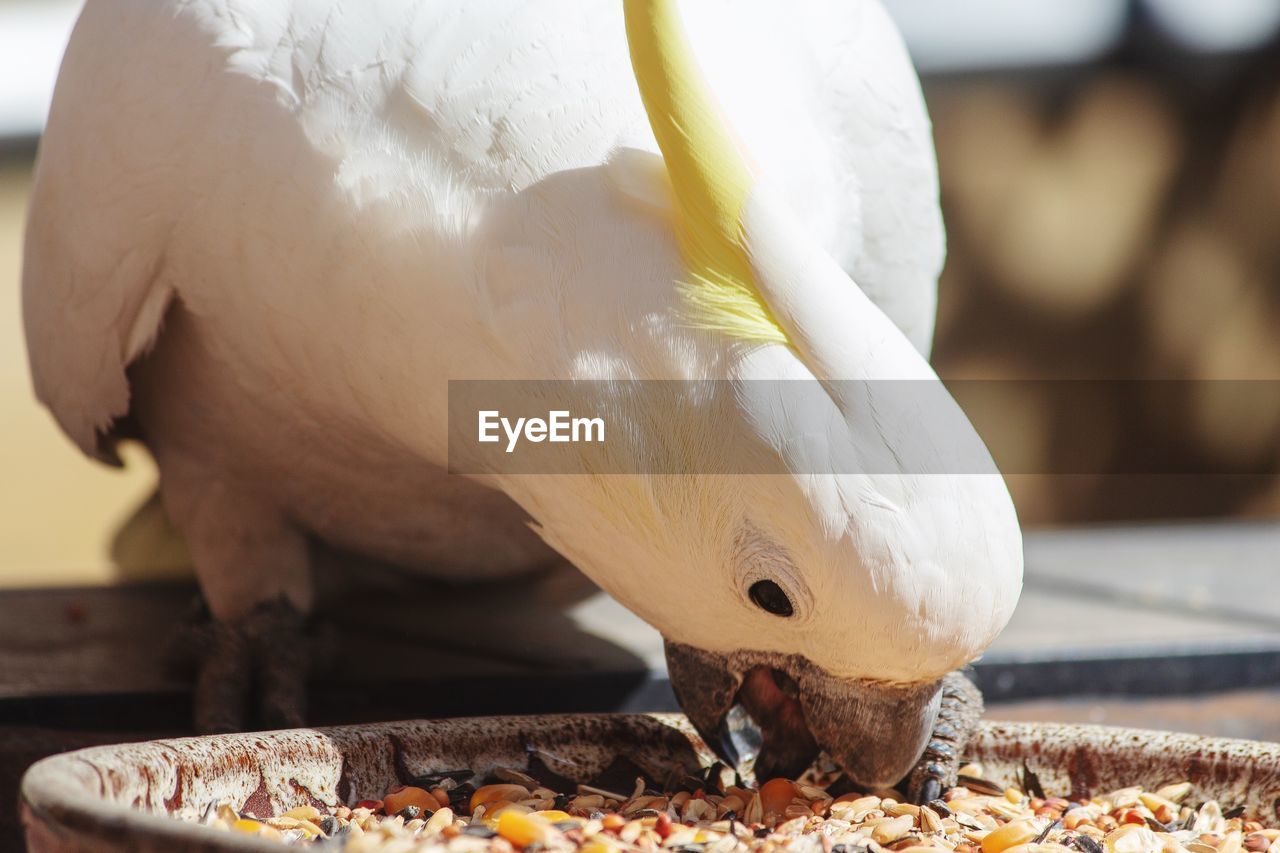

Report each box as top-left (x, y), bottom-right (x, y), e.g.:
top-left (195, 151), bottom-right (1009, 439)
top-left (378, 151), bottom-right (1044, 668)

top-left (623, 0), bottom-right (786, 345)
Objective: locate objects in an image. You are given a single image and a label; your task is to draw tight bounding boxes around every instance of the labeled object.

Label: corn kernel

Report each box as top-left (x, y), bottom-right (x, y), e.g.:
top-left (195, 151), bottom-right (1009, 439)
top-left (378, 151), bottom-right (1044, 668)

top-left (760, 778), bottom-right (798, 818)
top-left (473, 784), bottom-right (534, 814)
top-left (232, 818), bottom-right (263, 834)
top-left (497, 810), bottom-right (559, 847)
top-left (983, 820), bottom-right (1041, 853)
top-left (384, 786), bottom-right (439, 816)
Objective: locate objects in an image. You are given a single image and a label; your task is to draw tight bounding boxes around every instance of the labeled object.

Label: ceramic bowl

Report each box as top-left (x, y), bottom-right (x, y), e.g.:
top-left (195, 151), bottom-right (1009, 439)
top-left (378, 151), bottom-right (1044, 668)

top-left (21, 715), bottom-right (1280, 852)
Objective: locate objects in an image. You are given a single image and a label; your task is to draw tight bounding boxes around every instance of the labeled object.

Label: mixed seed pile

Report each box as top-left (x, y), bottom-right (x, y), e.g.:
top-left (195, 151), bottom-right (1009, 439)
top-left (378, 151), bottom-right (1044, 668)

top-left (201, 762), bottom-right (1280, 853)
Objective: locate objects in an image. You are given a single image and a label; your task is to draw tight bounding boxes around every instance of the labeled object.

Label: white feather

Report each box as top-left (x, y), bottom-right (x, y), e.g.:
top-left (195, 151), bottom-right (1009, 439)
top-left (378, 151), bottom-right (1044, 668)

top-left (23, 0), bottom-right (1008, 677)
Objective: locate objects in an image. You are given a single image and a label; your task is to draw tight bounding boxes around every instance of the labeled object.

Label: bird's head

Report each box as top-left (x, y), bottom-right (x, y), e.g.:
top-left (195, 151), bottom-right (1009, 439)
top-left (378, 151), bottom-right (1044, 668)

top-left (505, 0), bottom-right (1023, 790)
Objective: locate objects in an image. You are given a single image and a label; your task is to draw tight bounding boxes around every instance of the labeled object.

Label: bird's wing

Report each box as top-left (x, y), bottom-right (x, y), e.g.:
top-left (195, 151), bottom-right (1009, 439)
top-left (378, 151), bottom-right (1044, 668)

top-left (24, 0), bottom-right (639, 455)
top-left (21, 0), bottom-right (188, 462)
top-left (23, 0), bottom-right (943, 463)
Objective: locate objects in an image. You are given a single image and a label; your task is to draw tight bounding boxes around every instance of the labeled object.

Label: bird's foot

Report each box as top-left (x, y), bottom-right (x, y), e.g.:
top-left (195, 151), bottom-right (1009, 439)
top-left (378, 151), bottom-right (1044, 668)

top-left (170, 595), bottom-right (309, 733)
top-left (904, 669), bottom-right (984, 805)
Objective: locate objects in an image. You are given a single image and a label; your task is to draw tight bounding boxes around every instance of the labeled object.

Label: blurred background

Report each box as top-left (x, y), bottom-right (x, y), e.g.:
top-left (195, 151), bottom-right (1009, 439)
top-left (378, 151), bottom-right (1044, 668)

top-left (1, 0), bottom-right (1279, 588)
top-left (913, 0), bottom-right (1280, 527)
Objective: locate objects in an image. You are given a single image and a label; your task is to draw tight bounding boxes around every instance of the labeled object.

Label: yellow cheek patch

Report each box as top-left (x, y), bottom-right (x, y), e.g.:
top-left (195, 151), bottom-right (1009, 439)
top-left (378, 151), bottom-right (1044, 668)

top-left (623, 0), bottom-right (787, 346)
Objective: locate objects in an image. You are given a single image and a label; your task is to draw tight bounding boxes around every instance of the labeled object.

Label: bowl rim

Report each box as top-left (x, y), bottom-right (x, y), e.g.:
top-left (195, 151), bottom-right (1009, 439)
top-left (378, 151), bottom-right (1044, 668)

top-left (21, 715), bottom-right (1280, 851)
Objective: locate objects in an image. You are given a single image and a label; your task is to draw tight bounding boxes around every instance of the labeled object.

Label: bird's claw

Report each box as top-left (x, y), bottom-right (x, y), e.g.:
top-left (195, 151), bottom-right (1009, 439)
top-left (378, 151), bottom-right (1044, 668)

top-left (169, 595), bottom-right (309, 733)
top-left (904, 670), bottom-right (983, 804)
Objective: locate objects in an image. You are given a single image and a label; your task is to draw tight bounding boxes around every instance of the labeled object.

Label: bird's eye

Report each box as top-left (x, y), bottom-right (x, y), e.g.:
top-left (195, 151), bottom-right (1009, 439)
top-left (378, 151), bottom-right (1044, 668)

top-left (748, 580), bottom-right (794, 617)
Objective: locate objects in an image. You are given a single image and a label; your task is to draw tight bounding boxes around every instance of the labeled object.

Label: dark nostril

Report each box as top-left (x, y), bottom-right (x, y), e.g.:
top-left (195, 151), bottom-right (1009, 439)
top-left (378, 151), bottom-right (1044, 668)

top-left (748, 580), bottom-right (794, 617)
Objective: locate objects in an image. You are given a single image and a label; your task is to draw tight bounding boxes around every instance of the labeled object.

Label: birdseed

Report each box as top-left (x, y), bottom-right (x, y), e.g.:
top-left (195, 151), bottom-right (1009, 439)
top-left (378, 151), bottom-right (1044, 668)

top-left (198, 764), bottom-right (1280, 853)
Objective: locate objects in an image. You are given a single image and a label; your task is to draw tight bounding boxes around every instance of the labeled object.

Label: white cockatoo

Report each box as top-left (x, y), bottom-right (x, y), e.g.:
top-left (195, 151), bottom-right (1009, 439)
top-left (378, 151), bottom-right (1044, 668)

top-left (24, 0), bottom-right (1022, 797)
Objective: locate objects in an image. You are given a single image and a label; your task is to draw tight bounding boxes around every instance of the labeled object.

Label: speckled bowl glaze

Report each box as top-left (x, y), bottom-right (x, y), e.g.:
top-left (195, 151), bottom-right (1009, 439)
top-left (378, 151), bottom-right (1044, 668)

top-left (21, 716), bottom-right (1280, 852)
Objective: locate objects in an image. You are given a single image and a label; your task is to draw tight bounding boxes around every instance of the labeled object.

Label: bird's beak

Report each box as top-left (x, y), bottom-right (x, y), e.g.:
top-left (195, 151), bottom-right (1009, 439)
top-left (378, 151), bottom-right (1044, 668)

top-left (665, 640), bottom-right (942, 788)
